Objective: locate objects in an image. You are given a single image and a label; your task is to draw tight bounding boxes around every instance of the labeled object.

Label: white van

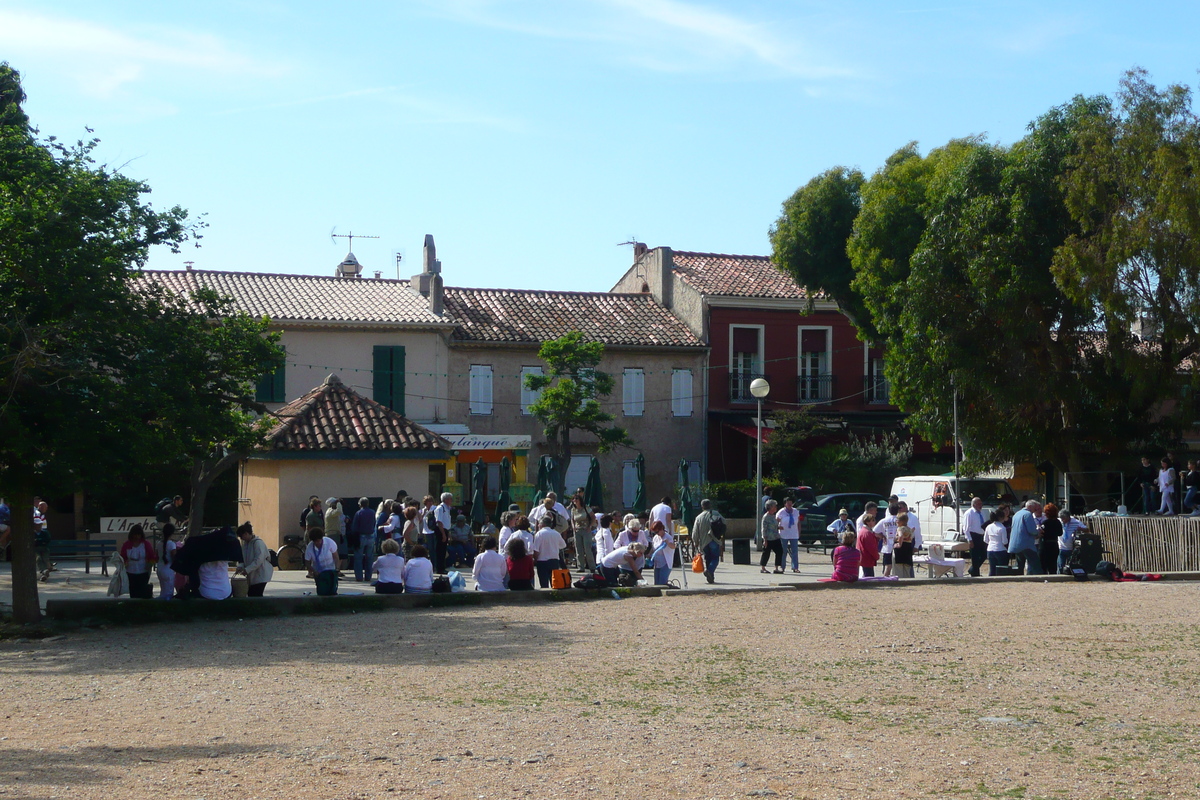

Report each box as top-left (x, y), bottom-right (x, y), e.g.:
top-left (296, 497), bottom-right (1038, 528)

top-left (889, 476), bottom-right (1018, 542)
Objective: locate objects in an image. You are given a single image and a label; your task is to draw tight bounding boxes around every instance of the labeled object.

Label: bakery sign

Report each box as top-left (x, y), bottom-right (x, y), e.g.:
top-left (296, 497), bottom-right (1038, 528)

top-left (444, 434), bottom-right (531, 451)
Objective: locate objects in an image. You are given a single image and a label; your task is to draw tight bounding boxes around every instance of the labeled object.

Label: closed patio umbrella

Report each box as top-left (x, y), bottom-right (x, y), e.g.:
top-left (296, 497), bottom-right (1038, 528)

top-left (470, 457), bottom-right (487, 530)
top-left (632, 452), bottom-right (646, 514)
top-left (678, 458), bottom-right (696, 534)
top-left (494, 456), bottom-right (513, 525)
top-left (584, 456), bottom-right (603, 510)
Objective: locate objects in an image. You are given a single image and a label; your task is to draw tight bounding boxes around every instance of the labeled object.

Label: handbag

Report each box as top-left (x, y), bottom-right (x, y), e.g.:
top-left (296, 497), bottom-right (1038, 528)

top-left (550, 568), bottom-right (572, 590)
top-left (691, 553), bottom-right (704, 573)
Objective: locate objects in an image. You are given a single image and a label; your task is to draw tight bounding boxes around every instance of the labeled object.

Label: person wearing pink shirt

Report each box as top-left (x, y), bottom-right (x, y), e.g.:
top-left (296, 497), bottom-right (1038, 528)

top-left (829, 532), bottom-right (861, 582)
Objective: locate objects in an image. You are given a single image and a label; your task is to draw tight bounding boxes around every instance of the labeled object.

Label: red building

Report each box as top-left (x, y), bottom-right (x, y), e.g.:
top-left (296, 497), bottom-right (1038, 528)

top-left (612, 246), bottom-right (902, 482)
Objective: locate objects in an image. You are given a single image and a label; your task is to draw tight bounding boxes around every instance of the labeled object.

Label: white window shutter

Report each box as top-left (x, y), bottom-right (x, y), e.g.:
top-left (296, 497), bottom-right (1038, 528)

top-left (521, 366), bottom-right (542, 415)
top-left (633, 369), bottom-right (644, 416)
top-left (622, 461), bottom-right (637, 507)
top-left (469, 365), bottom-right (492, 415)
top-left (622, 369), bottom-right (634, 415)
top-left (672, 369), bottom-right (692, 417)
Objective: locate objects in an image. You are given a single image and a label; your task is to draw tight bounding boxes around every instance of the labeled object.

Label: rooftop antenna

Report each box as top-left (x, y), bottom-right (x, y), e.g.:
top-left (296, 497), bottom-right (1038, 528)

top-left (330, 230), bottom-right (380, 252)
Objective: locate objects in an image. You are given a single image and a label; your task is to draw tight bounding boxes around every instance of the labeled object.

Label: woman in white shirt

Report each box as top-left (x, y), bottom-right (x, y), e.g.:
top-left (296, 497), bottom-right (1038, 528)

top-left (372, 537), bottom-right (406, 594)
top-left (648, 520), bottom-right (676, 585)
top-left (472, 536), bottom-right (508, 591)
top-left (615, 519), bottom-right (649, 573)
top-left (594, 514), bottom-right (616, 563)
top-left (984, 507), bottom-right (1011, 575)
top-left (304, 528), bottom-right (340, 596)
top-left (775, 498), bottom-right (802, 574)
top-left (402, 544), bottom-right (435, 593)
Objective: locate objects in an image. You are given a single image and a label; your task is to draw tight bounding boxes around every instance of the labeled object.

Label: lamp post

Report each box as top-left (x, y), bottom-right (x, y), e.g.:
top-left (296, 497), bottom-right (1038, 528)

top-left (750, 377), bottom-right (771, 549)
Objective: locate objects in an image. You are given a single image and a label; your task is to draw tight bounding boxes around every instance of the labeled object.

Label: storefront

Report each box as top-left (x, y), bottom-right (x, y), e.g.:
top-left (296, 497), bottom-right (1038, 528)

top-left (432, 434), bottom-right (533, 515)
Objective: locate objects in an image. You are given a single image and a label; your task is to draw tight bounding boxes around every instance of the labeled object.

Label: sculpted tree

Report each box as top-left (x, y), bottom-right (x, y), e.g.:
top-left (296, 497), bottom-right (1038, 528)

top-left (526, 332), bottom-right (631, 472)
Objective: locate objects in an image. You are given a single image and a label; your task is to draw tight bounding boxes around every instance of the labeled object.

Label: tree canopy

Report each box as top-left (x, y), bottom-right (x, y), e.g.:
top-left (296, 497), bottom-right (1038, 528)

top-left (0, 63), bottom-right (284, 622)
top-left (771, 69), bottom-right (1200, 481)
top-left (526, 332), bottom-right (631, 471)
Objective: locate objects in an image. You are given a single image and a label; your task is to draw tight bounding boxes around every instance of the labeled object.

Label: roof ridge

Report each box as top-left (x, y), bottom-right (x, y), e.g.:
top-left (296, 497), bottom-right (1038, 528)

top-left (140, 268), bottom-right (415, 286)
top-left (671, 250), bottom-right (773, 261)
top-left (444, 285), bottom-right (657, 299)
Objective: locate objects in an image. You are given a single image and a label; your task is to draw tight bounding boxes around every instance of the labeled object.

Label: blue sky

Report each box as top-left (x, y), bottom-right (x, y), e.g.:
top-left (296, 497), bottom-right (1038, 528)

top-left (2, 1), bottom-right (1197, 291)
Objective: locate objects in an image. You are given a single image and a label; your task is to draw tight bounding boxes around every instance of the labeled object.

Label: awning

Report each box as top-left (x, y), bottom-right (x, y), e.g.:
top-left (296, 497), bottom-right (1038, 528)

top-left (726, 423), bottom-right (773, 443)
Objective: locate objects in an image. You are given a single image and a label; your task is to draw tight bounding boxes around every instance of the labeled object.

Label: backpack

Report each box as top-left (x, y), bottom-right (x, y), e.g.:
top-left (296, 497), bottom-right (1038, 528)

top-left (1095, 560), bottom-right (1124, 581)
top-left (268, 548), bottom-right (279, 568)
top-left (154, 497), bottom-right (175, 523)
top-left (425, 507), bottom-right (439, 534)
top-left (709, 514), bottom-right (727, 539)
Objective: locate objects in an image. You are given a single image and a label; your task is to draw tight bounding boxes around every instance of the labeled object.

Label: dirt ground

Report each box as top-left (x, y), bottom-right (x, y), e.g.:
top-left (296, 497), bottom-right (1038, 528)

top-left (1, 581), bottom-right (1198, 800)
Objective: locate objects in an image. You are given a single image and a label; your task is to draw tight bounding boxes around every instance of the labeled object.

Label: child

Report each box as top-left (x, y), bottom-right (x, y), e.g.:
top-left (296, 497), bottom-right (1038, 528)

top-left (157, 523), bottom-right (180, 599)
top-left (893, 513), bottom-right (915, 578)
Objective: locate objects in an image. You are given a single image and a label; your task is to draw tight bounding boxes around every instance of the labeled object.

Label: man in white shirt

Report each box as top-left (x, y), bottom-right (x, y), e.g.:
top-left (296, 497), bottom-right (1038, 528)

top-left (963, 496), bottom-right (987, 577)
top-left (472, 536), bottom-right (508, 592)
top-left (532, 517), bottom-right (567, 588)
top-left (873, 503), bottom-right (900, 577)
top-left (775, 498), bottom-right (802, 573)
top-left (432, 493), bottom-right (454, 573)
top-left (529, 493), bottom-right (569, 534)
top-left (649, 497), bottom-right (673, 534)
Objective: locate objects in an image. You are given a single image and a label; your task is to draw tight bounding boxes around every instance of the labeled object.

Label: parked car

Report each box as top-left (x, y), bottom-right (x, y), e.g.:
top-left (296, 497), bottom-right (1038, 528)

top-left (796, 493), bottom-right (889, 547)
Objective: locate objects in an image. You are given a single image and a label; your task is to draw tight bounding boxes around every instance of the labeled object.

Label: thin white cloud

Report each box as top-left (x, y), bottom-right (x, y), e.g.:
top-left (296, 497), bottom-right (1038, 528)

top-left (426, 0), bottom-right (852, 79)
top-left (0, 8), bottom-right (288, 98)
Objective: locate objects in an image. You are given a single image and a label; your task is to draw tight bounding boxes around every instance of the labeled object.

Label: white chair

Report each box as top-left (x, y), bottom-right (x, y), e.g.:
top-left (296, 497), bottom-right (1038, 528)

top-left (915, 542), bottom-right (967, 578)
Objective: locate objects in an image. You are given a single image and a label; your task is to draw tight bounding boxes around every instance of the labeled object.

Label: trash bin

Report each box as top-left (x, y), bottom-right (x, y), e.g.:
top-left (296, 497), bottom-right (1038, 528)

top-left (732, 538), bottom-right (751, 565)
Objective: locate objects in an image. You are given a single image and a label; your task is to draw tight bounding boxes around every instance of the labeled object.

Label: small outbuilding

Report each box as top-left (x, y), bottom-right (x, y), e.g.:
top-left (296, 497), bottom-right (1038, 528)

top-left (238, 374), bottom-right (453, 550)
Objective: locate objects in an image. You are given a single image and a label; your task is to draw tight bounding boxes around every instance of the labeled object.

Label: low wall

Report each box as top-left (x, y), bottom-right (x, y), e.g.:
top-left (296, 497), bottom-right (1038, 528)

top-left (1088, 516), bottom-right (1200, 572)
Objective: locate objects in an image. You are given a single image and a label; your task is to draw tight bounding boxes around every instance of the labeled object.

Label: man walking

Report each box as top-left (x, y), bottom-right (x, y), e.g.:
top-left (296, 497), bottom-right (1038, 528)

top-left (690, 499), bottom-right (724, 584)
top-left (350, 497), bottom-right (377, 582)
top-left (432, 492), bottom-right (455, 573)
top-left (1008, 500), bottom-right (1043, 575)
top-left (776, 497), bottom-right (802, 574)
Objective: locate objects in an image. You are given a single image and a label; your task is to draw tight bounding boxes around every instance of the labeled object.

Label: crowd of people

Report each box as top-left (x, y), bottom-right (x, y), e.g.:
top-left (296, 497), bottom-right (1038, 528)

top-left (1138, 454), bottom-right (1200, 516)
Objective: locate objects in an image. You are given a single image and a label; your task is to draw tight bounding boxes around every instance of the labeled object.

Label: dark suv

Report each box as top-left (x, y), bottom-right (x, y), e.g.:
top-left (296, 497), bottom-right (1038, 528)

top-left (797, 493), bottom-right (889, 549)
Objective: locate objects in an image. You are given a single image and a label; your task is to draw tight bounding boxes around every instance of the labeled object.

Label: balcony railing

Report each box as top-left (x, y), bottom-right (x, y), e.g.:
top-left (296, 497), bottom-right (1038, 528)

top-left (797, 374), bottom-right (835, 404)
top-left (865, 375), bottom-right (891, 405)
top-left (729, 372), bottom-right (769, 403)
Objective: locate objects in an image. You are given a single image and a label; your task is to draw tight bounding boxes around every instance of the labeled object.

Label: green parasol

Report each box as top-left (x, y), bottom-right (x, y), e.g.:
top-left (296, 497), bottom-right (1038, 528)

top-left (678, 458), bottom-right (696, 533)
top-left (533, 455), bottom-right (550, 506)
top-left (470, 457), bottom-right (487, 530)
top-left (584, 456), bottom-right (603, 510)
top-left (632, 452), bottom-right (646, 514)
top-left (494, 456), bottom-right (513, 525)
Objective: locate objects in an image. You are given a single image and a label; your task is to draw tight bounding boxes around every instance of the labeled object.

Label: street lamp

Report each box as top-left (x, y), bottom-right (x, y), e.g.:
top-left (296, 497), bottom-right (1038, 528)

top-left (750, 378), bottom-right (771, 549)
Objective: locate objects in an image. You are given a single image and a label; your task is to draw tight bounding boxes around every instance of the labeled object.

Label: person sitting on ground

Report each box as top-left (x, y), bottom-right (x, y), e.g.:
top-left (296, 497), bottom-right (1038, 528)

top-left (856, 509), bottom-right (880, 578)
top-left (304, 527), bottom-right (340, 596)
top-left (236, 522), bottom-right (274, 597)
top-left (505, 538), bottom-right (536, 591)
top-left (648, 520), bottom-right (676, 586)
top-left (532, 516), bottom-right (567, 588)
top-left (594, 514), bottom-right (616, 563)
top-left (120, 525), bottom-right (158, 599)
top-left (401, 544), bottom-right (434, 593)
top-left (472, 536), bottom-right (508, 592)
top-left (600, 542), bottom-right (645, 586)
top-left (448, 513), bottom-right (476, 566)
top-left (372, 537), bottom-right (406, 594)
top-left (830, 531), bottom-right (862, 582)
top-left (892, 513), bottom-right (915, 579)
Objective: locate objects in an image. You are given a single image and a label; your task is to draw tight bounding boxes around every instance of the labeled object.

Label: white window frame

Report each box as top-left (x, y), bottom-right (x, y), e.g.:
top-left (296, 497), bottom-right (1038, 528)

top-left (729, 324), bottom-right (765, 403)
top-left (671, 368), bottom-right (693, 417)
top-left (797, 326), bottom-right (833, 402)
top-left (520, 366), bottom-right (543, 415)
top-left (622, 367), bottom-right (644, 417)
top-left (469, 364), bottom-right (493, 415)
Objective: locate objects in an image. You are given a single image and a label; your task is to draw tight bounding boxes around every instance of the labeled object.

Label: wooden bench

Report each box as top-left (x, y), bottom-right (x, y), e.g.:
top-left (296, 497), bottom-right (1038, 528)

top-left (48, 539), bottom-right (118, 575)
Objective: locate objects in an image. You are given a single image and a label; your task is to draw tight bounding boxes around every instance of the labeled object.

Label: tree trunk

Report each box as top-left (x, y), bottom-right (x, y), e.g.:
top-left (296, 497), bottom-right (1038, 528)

top-left (188, 451), bottom-right (243, 535)
top-left (8, 487), bottom-right (40, 624)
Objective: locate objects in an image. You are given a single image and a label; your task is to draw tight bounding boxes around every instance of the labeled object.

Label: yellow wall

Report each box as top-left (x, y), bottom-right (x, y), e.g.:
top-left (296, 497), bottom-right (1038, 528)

top-left (240, 457), bottom-right (435, 550)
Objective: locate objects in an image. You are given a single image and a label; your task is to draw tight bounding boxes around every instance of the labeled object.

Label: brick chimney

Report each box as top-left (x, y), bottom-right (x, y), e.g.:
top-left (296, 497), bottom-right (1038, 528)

top-left (411, 233), bottom-right (444, 315)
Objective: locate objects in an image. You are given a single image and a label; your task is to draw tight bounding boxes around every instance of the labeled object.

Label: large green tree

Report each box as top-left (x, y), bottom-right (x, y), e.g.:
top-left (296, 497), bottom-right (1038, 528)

top-left (770, 69), bottom-right (1200, 490)
top-left (0, 63), bottom-right (283, 622)
top-left (526, 332), bottom-right (631, 472)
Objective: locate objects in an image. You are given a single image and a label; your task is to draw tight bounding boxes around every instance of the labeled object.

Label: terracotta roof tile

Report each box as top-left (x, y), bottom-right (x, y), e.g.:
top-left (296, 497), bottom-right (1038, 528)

top-left (670, 251), bottom-right (818, 299)
top-left (138, 269), bottom-right (450, 327)
top-left (266, 375), bottom-right (451, 453)
top-left (442, 287), bottom-right (704, 348)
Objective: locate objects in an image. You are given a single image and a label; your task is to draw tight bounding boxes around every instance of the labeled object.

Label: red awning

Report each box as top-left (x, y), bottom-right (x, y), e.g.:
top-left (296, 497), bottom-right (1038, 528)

top-left (726, 423), bottom-right (773, 443)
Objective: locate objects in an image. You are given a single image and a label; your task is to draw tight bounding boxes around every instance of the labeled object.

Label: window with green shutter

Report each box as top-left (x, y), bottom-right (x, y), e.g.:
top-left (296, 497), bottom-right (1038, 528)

top-left (255, 364), bottom-right (286, 403)
top-left (373, 345), bottom-right (406, 414)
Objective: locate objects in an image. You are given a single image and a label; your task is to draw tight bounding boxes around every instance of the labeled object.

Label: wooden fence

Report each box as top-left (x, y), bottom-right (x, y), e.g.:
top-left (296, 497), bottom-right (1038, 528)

top-left (1088, 515), bottom-right (1200, 572)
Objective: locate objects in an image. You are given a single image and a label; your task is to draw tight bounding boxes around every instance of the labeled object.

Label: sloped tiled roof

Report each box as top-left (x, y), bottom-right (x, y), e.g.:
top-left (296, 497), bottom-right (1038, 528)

top-left (265, 374), bottom-right (451, 453)
top-left (669, 251), bottom-right (818, 299)
top-left (442, 287), bottom-right (704, 348)
top-left (138, 269), bottom-right (452, 327)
